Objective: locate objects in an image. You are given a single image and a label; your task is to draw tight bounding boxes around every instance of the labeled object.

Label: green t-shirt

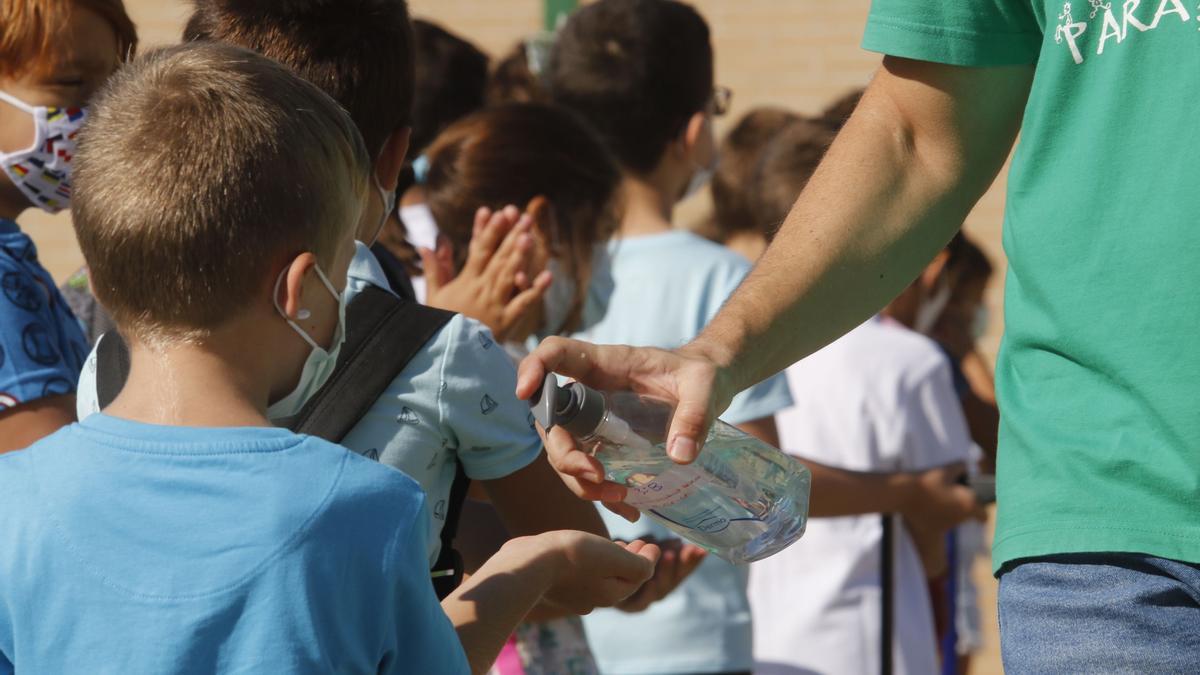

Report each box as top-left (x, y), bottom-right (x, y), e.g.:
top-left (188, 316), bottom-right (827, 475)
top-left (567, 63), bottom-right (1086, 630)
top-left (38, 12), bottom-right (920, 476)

top-left (864, 0), bottom-right (1200, 572)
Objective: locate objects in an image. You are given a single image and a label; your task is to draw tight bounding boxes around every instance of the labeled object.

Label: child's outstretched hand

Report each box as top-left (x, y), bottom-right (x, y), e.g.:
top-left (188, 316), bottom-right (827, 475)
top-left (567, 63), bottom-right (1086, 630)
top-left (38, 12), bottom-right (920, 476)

top-left (614, 537), bottom-right (707, 613)
top-left (530, 531), bottom-right (660, 615)
top-left (423, 204), bottom-right (551, 342)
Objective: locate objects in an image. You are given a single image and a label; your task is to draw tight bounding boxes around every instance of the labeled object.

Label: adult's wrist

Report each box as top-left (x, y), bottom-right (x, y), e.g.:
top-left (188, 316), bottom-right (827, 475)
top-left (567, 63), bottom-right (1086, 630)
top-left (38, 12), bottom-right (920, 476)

top-left (679, 335), bottom-right (742, 399)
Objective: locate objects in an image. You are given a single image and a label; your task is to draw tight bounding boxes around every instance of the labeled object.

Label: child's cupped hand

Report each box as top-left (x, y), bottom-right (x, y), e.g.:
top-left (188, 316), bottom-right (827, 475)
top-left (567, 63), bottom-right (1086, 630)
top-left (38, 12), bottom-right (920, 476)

top-left (614, 537), bottom-right (708, 613)
top-left (529, 531), bottom-right (660, 615)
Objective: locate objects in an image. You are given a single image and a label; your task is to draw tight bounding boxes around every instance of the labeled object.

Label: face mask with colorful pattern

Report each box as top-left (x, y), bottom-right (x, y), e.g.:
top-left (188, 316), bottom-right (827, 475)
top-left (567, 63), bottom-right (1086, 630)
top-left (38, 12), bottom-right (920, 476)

top-left (0, 90), bottom-right (87, 214)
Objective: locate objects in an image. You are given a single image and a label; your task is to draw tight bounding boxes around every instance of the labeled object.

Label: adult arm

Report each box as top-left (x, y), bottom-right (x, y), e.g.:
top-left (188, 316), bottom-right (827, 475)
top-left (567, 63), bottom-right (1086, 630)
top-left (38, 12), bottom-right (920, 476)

top-left (518, 57), bottom-right (1032, 461)
top-left (688, 57), bottom-right (1031, 454)
top-left (0, 395), bottom-right (75, 454)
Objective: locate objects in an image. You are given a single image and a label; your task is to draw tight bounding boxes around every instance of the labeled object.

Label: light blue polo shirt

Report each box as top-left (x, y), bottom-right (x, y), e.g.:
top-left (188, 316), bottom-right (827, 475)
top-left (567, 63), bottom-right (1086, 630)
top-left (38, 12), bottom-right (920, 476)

top-left (574, 229), bottom-right (793, 674)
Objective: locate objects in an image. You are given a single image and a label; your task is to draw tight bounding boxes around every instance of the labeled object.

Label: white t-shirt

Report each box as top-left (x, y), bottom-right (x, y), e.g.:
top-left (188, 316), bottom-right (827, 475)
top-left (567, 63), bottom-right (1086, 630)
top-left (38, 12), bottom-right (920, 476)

top-left (78, 242), bottom-right (542, 567)
top-left (576, 230), bottom-right (794, 675)
top-left (749, 317), bottom-right (971, 675)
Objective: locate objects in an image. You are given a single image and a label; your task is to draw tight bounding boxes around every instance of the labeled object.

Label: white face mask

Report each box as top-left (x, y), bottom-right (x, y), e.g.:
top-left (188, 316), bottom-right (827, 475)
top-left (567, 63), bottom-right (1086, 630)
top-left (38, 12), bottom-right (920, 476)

top-left (913, 280), bottom-right (952, 335)
top-left (267, 263), bottom-right (348, 422)
top-left (363, 173), bottom-right (396, 246)
top-left (540, 258), bottom-right (577, 337)
top-left (683, 148), bottom-right (718, 200)
top-left (0, 90), bottom-right (87, 214)
top-left (972, 306), bottom-right (990, 340)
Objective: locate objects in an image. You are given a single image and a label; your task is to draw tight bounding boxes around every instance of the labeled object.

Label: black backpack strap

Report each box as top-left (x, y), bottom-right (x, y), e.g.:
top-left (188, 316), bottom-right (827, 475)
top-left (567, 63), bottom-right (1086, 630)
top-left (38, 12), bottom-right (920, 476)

top-left (370, 241), bottom-right (418, 303)
top-left (289, 285), bottom-right (452, 440)
top-left (95, 331), bottom-right (131, 410)
top-left (289, 287), bottom-right (474, 600)
top-left (880, 513), bottom-right (894, 675)
top-left (430, 461), bottom-right (472, 599)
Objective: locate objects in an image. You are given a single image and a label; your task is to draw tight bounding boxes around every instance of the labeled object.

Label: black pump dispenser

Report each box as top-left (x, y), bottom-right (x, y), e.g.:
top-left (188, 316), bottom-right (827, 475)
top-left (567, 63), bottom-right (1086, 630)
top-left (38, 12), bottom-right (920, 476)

top-left (529, 373), bottom-right (606, 437)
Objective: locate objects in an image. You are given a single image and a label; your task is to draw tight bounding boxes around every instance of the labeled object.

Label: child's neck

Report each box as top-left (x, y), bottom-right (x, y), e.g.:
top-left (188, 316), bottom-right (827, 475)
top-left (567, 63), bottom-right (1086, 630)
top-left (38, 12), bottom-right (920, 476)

top-left (724, 231), bottom-right (769, 263)
top-left (105, 334), bottom-right (277, 428)
top-left (617, 173), bottom-right (678, 239)
top-left (0, 192), bottom-right (27, 222)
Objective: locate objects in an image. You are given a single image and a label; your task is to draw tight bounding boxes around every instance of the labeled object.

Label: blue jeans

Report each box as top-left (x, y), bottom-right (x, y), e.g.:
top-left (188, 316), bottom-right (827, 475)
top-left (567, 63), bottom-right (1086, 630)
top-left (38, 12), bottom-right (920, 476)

top-left (999, 553), bottom-right (1200, 674)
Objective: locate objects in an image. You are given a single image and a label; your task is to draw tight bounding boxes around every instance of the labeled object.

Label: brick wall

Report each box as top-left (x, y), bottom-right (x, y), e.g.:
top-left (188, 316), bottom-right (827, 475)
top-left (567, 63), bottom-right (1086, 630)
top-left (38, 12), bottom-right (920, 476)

top-left (28, 0), bottom-right (1008, 359)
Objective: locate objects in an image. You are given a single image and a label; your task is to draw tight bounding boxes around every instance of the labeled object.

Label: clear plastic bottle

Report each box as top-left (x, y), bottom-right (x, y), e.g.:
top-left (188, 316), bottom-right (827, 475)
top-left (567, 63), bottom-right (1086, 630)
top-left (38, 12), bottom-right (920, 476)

top-left (530, 374), bottom-right (810, 564)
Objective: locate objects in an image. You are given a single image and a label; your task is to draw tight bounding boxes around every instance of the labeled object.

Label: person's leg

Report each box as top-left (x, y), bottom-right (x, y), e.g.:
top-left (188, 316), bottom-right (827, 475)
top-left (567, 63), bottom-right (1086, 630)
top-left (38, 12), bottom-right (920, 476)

top-left (999, 553), bottom-right (1200, 673)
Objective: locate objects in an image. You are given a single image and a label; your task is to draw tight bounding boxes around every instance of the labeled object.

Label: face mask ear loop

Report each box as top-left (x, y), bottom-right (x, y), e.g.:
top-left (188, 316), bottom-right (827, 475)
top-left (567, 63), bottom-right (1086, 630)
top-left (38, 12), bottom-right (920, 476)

top-left (273, 266), bottom-right (323, 352)
top-left (0, 90), bottom-right (36, 114)
top-left (311, 263), bottom-right (341, 300)
top-left (0, 90), bottom-right (44, 161)
top-left (309, 263), bottom-right (346, 345)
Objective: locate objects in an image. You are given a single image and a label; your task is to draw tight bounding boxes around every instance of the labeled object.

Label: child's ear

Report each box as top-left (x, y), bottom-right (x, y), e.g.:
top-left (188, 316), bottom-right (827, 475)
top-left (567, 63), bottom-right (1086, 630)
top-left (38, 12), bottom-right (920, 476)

top-left (277, 252), bottom-right (319, 320)
top-left (681, 111), bottom-right (709, 159)
top-left (524, 196), bottom-right (553, 274)
top-left (374, 127), bottom-right (412, 192)
top-left (921, 248), bottom-right (952, 290)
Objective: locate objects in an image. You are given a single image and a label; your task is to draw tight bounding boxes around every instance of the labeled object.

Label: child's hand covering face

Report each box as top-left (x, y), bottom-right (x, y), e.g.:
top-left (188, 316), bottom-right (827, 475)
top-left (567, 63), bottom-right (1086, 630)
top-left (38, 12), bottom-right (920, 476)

top-left (423, 203), bottom-right (552, 342)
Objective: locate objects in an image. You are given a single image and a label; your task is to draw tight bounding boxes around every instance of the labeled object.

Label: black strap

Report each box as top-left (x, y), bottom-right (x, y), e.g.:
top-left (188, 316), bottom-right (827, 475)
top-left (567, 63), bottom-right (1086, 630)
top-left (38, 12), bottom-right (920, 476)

top-left (370, 241), bottom-right (417, 303)
top-left (881, 514), bottom-right (894, 675)
top-left (95, 331), bottom-right (131, 410)
top-left (430, 462), bottom-right (471, 600)
top-left (289, 287), bottom-right (471, 600)
top-left (289, 286), bottom-right (451, 440)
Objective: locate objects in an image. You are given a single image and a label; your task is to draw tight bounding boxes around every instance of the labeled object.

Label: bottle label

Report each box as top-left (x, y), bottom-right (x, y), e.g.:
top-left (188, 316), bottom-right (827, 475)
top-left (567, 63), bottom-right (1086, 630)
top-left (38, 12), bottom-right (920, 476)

top-left (623, 468), bottom-right (701, 510)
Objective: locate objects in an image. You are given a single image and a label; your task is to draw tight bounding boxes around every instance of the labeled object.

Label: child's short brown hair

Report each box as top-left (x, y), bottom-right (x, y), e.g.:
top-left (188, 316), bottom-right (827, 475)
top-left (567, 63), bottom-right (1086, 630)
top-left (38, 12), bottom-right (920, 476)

top-left (0, 0), bottom-right (137, 78)
top-left (72, 42), bottom-right (370, 342)
top-left (750, 119), bottom-right (835, 240)
top-left (184, 0), bottom-right (414, 160)
top-left (711, 107), bottom-right (801, 240)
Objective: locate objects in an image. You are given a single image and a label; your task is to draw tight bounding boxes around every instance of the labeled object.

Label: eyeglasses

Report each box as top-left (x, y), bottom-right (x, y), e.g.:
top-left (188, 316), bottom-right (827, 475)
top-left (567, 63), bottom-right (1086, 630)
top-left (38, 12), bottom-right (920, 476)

top-left (710, 86), bottom-right (732, 116)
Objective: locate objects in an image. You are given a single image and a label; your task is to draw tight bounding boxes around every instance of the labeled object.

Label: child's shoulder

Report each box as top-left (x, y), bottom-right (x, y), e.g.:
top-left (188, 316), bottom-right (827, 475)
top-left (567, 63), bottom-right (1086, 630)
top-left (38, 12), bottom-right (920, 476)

top-left (305, 435), bottom-right (426, 508)
top-left (432, 313), bottom-right (513, 378)
top-left (0, 441), bottom-right (35, 494)
top-left (813, 319), bottom-right (950, 391)
top-left (623, 230), bottom-right (750, 269)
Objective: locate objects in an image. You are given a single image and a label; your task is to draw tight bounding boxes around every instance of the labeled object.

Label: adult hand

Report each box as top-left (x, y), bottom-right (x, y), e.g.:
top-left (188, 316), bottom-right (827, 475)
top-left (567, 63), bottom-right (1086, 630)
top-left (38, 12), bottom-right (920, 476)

top-left (614, 538), bottom-right (707, 613)
top-left (526, 531), bottom-right (660, 615)
top-left (423, 204), bottom-right (551, 342)
top-left (898, 462), bottom-right (986, 533)
top-left (519, 338), bottom-right (739, 519)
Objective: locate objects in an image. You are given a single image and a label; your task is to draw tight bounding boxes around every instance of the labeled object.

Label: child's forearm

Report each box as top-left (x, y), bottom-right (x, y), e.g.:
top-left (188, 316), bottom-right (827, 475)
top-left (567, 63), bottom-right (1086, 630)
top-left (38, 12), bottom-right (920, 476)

top-left (802, 459), bottom-right (916, 517)
top-left (441, 537), bottom-right (556, 675)
top-left (483, 455), bottom-right (609, 539)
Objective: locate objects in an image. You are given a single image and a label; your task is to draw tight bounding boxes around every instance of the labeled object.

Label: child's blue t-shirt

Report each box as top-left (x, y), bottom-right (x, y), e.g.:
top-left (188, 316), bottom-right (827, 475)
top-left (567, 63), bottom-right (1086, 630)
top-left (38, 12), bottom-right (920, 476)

top-left (574, 229), bottom-right (793, 674)
top-left (0, 218), bottom-right (87, 412)
top-left (75, 243), bottom-right (543, 568)
top-left (0, 414), bottom-right (468, 674)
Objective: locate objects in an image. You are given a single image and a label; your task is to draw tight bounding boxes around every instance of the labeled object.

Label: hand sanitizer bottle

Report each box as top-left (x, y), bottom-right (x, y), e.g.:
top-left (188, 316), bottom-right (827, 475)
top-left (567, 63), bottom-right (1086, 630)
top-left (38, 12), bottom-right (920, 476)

top-left (530, 373), bottom-right (810, 563)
